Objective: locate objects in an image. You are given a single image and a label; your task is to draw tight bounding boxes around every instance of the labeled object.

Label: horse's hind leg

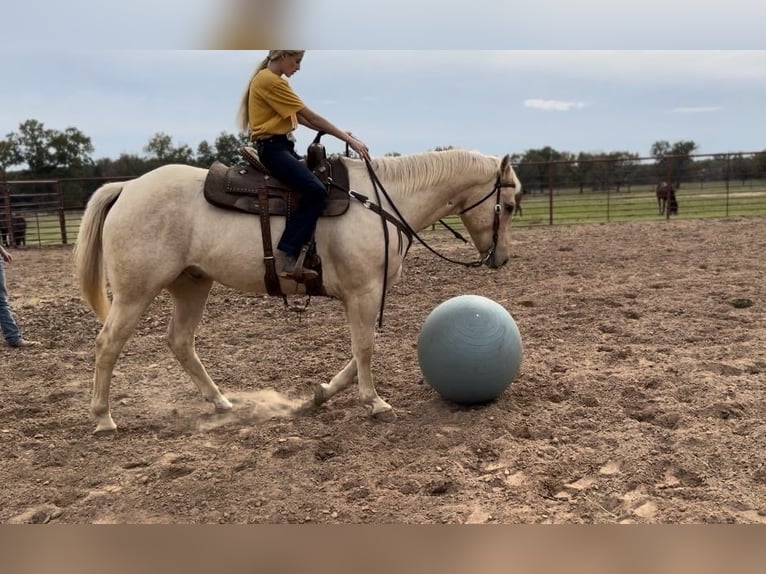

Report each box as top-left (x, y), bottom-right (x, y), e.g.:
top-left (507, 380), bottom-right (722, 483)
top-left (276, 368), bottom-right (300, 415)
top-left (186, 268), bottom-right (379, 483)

top-left (166, 273), bottom-right (233, 413)
top-left (309, 358), bottom-right (358, 408)
top-left (92, 297), bottom-right (153, 434)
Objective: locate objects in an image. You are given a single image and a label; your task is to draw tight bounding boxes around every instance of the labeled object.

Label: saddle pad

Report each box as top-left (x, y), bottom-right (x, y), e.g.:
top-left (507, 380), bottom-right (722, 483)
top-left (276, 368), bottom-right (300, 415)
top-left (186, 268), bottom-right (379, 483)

top-left (203, 160), bottom-right (351, 217)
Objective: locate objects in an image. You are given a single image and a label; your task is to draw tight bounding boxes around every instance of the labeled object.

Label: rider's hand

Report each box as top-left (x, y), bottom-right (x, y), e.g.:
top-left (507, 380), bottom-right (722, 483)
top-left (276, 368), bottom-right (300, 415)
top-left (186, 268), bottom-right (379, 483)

top-left (349, 137), bottom-right (371, 162)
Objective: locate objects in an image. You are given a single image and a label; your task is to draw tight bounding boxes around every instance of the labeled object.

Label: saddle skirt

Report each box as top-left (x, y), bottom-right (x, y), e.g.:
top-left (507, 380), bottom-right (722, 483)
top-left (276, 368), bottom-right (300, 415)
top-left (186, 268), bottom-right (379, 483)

top-left (203, 146), bottom-right (351, 217)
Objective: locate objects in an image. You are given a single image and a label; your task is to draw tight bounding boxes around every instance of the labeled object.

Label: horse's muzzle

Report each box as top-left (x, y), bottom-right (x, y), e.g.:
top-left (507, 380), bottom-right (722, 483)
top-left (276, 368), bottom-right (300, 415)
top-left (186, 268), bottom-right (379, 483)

top-left (486, 252), bottom-right (509, 269)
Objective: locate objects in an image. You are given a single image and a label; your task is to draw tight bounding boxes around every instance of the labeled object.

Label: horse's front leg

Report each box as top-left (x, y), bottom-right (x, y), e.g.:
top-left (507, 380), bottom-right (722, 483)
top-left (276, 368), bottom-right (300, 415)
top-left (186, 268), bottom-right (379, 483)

top-left (345, 294), bottom-right (395, 419)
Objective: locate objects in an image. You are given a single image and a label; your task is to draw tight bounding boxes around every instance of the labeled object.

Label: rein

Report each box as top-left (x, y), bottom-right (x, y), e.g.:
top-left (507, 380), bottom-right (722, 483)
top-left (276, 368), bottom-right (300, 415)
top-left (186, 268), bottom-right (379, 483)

top-left (326, 157), bottom-right (515, 327)
top-left (361, 160), bottom-right (514, 268)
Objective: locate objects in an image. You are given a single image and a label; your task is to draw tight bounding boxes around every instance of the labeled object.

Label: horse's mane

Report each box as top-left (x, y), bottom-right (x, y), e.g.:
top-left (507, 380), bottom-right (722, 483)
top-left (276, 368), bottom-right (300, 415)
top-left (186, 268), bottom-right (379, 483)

top-left (367, 149), bottom-right (500, 196)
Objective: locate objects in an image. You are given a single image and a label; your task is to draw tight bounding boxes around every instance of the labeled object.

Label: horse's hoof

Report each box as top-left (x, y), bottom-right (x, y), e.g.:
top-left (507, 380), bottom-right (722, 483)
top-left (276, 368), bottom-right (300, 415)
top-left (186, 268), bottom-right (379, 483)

top-left (93, 414), bottom-right (117, 435)
top-left (93, 422), bottom-right (117, 436)
top-left (213, 396), bottom-right (233, 412)
top-left (370, 407), bottom-right (397, 423)
top-left (313, 383), bottom-right (328, 406)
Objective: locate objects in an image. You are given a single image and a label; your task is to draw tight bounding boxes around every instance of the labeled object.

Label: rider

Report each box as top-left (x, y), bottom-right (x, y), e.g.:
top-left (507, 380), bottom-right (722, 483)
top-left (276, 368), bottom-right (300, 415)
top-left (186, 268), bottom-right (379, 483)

top-left (236, 50), bottom-right (371, 282)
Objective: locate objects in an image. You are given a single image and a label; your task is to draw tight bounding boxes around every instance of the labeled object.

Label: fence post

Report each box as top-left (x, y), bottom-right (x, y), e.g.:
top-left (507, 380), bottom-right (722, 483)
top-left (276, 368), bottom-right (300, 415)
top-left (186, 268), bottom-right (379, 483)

top-left (57, 181), bottom-right (68, 245)
top-left (606, 186), bottom-right (611, 222)
top-left (548, 161), bottom-right (554, 226)
top-left (725, 154), bottom-right (731, 217)
top-left (1, 169), bottom-right (11, 244)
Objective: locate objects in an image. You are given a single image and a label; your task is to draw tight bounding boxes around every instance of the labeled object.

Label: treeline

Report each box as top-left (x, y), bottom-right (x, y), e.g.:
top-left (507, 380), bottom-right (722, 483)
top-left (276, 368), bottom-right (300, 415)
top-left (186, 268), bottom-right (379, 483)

top-left (424, 142), bottom-right (766, 194)
top-left (0, 119), bottom-right (250, 182)
top-left (509, 142), bottom-right (766, 194)
top-left (3, 119), bottom-right (766, 204)
top-left (1, 119), bottom-right (253, 208)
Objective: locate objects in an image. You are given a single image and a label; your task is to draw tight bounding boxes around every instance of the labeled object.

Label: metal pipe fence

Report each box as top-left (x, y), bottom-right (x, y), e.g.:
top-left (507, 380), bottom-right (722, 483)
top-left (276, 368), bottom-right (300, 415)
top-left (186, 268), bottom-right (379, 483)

top-left (2, 151), bottom-right (765, 247)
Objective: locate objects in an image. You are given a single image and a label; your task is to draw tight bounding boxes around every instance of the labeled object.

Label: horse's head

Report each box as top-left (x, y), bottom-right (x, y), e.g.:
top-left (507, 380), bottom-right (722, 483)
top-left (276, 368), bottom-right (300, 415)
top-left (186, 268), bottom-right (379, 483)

top-left (459, 154), bottom-right (520, 268)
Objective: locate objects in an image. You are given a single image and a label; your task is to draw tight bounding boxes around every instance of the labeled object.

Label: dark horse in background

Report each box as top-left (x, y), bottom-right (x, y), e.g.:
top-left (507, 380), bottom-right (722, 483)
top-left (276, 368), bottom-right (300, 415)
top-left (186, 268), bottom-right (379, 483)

top-left (513, 190), bottom-right (524, 217)
top-left (0, 212), bottom-right (26, 247)
top-left (656, 181), bottom-right (678, 216)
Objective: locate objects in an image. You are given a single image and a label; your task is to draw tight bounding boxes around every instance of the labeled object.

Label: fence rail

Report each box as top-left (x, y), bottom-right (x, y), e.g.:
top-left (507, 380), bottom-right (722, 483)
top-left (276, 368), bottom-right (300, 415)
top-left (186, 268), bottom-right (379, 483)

top-left (2, 151), bottom-right (765, 247)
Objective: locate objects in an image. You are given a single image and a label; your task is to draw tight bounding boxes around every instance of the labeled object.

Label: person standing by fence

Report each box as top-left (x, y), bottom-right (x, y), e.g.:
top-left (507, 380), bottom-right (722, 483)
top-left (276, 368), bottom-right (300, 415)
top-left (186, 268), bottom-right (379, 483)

top-left (0, 244), bottom-right (37, 348)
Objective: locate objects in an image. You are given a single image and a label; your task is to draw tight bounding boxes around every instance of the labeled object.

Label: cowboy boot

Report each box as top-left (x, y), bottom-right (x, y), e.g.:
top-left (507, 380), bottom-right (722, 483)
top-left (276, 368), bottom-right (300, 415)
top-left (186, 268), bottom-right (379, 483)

top-left (277, 248), bottom-right (319, 282)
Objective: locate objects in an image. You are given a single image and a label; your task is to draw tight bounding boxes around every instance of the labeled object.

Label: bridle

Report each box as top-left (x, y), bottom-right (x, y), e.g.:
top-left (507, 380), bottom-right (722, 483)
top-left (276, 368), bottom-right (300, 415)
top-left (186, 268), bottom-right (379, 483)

top-left (453, 174), bottom-right (517, 267)
top-left (352, 162), bottom-right (516, 268)
top-left (328, 159), bottom-right (516, 326)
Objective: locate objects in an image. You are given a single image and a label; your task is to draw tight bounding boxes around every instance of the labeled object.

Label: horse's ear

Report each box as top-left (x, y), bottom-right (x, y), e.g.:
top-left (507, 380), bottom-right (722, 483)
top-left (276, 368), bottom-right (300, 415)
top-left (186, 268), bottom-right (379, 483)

top-left (500, 154), bottom-right (511, 174)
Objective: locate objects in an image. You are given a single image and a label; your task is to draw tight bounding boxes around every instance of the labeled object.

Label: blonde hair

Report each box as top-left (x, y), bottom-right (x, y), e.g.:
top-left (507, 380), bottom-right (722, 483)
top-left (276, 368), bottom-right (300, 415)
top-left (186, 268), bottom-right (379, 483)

top-left (236, 50), bottom-right (306, 133)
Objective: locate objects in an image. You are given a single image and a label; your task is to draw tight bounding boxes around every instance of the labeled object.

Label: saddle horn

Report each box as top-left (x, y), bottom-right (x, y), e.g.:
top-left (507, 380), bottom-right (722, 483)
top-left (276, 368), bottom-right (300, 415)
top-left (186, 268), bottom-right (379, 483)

top-left (306, 131), bottom-right (328, 171)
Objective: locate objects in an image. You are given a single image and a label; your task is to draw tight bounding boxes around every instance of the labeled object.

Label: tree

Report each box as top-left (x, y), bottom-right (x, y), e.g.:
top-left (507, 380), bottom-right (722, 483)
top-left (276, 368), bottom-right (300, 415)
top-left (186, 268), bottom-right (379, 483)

top-left (195, 140), bottom-right (217, 168)
top-left (94, 154), bottom-right (150, 178)
top-left (143, 132), bottom-right (194, 164)
top-left (650, 140), bottom-right (671, 159)
top-left (0, 138), bottom-right (22, 171)
top-left (730, 153), bottom-right (753, 184)
top-left (650, 139), bottom-right (698, 187)
top-left (4, 119), bottom-right (94, 176)
top-left (213, 132), bottom-right (248, 166)
top-left (517, 147), bottom-right (565, 193)
top-left (754, 150), bottom-right (766, 178)
top-left (8, 119), bottom-right (53, 173)
top-left (49, 127), bottom-right (95, 173)
top-left (573, 152), bottom-right (598, 193)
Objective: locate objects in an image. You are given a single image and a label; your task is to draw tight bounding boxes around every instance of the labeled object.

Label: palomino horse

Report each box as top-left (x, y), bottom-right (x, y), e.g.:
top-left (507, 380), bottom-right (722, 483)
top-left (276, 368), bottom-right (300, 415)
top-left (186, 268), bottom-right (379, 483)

top-left (656, 181), bottom-right (678, 216)
top-left (74, 149), bottom-right (521, 434)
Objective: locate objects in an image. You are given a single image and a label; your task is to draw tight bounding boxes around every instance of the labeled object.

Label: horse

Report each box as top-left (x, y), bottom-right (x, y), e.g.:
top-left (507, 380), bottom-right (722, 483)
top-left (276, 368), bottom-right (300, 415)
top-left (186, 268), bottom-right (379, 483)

top-left (0, 212), bottom-right (26, 247)
top-left (513, 190), bottom-right (523, 217)
top-left (74, 148), bottom-right (521, 434)
top-left (656, 181), bottom-right (678, 216)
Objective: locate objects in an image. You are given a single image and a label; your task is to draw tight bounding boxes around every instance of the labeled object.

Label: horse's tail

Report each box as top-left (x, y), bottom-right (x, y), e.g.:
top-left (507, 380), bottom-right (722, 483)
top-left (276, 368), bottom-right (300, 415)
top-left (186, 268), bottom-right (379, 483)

top-left (73, 182), bottom-right (126, 322)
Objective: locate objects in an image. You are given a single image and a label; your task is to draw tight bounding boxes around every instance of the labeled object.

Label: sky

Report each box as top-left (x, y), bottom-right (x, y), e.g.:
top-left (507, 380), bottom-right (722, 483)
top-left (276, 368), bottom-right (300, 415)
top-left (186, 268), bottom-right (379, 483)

top-left (1, 2), bottom-right (765, 163)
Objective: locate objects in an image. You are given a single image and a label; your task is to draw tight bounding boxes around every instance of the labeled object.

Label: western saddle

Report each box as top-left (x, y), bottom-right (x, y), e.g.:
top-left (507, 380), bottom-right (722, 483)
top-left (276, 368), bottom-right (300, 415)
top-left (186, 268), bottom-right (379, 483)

top-left (203, 137), bottom-right (351, 297)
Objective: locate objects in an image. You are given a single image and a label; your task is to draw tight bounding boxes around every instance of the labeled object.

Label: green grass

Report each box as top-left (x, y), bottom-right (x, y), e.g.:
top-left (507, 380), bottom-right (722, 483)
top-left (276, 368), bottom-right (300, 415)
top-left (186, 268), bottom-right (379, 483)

top-left (17, 211), bottom-right (82, 246)
top-left (510, 182), bottom-right (766, 227)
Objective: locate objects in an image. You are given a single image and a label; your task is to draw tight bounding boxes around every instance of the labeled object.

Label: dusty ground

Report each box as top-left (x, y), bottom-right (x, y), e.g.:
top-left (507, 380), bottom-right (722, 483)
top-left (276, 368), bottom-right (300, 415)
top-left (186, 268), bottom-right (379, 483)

top-left (1, 217), bottom-right (765, 524)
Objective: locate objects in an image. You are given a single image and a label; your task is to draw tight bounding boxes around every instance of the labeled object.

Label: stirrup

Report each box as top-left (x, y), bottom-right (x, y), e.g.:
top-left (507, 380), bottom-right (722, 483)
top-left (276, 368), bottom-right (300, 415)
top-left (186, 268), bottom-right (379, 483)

top-left (279, 245), bottom-right (319, 283)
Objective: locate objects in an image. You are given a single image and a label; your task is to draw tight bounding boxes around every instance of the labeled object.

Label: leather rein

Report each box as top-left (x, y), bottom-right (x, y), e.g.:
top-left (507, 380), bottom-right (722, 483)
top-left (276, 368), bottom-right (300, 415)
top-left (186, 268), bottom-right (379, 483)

top-left (326, 158), bottom-right (515, 326)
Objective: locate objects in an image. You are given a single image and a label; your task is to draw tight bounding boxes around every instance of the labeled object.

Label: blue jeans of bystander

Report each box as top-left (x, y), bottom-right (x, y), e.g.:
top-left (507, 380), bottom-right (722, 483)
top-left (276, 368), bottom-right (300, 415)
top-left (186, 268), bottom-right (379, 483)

top-left (0, 258), bottom-right (22, 345)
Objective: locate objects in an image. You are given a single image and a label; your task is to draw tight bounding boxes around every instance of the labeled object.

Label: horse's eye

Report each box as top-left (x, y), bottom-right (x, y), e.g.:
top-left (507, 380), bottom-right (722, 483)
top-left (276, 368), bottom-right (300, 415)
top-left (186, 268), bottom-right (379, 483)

top-left (504, 203), bottom-right (514, 213)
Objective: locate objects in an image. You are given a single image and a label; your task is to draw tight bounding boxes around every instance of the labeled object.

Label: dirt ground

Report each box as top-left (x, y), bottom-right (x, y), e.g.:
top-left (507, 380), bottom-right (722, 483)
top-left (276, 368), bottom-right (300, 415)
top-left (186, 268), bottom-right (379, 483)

top-left (1, 217), bottom-right (765, 524)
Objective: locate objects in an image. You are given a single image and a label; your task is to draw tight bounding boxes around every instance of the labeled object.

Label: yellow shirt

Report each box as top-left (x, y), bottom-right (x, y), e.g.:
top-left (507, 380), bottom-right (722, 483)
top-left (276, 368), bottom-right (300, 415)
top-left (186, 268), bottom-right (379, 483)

top-left (248, 69), bottom-right (306, 140)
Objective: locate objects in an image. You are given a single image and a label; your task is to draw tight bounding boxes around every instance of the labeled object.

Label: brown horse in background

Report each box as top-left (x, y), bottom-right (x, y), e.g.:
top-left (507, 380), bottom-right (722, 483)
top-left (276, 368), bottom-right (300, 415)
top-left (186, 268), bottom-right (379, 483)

top-left (0, 212), bottom-right (26, 247)
top-left (656, 181), bottom-right (678, 216)
top-left (513, 190), bottom-right (524, 217)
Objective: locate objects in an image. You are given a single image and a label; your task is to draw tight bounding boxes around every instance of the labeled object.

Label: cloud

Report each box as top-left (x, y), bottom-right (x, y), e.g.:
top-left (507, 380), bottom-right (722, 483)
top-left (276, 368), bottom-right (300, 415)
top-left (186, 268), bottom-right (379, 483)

top-left (672, 106), bottom-right (722, 113)
top-left (524, 99), bottom-right (586, 112)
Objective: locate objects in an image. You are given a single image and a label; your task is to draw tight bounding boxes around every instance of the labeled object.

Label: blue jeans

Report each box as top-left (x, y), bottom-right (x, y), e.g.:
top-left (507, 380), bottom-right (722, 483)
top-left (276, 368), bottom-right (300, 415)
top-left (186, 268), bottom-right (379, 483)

top-left (0, 258), bottom-right (22, 344)
top-left (255, 135), bottom-right (328, 256)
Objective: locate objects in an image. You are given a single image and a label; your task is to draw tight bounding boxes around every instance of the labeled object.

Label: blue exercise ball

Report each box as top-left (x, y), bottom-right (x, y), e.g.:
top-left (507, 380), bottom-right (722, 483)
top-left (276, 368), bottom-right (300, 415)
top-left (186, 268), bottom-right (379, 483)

top-left (417, 295), bottom-right (523, 404)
